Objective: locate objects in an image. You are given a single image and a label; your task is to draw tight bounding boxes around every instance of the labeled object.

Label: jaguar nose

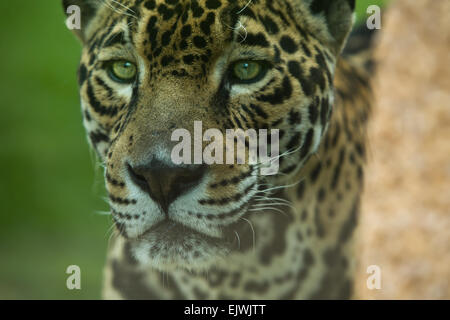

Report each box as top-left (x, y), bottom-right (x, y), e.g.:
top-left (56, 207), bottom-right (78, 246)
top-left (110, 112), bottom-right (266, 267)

top-left (127, 159), bottom-right (206, 213)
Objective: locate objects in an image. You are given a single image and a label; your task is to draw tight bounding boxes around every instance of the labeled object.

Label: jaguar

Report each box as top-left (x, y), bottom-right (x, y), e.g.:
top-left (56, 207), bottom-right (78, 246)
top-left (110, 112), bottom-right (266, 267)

top-left (63, 0), bottom-right (372, 299)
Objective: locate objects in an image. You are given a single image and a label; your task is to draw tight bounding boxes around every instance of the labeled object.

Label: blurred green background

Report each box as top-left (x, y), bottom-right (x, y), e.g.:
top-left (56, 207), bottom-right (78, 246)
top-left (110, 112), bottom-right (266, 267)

top-left (0, 0), bottom-right (388, 299)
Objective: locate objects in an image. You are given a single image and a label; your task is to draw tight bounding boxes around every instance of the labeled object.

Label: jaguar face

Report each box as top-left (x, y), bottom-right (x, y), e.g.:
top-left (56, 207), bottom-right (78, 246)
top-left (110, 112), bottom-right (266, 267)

top-left (67, 0), bottom-right (352, 271)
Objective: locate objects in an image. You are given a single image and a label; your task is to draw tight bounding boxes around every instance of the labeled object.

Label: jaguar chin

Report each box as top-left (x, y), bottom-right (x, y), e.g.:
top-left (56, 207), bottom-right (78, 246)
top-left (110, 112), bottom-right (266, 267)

top-left (130, 219), bottom-right (233, 271)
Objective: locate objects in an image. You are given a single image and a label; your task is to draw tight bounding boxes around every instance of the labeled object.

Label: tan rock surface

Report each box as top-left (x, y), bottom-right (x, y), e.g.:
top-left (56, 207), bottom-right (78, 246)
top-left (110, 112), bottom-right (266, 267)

top-left (355, 0), bottom-right (450, 299)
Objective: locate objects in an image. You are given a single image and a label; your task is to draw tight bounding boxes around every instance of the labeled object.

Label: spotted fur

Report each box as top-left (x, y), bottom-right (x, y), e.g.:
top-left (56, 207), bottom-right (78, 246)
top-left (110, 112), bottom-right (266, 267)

top-left (63, 0), bottom-right (372, 299)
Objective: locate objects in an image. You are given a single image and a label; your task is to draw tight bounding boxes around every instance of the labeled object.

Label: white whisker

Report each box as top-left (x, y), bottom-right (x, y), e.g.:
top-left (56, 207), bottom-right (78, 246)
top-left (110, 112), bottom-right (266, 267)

top-left (100, 0), bottom-right (138, 20)
top-left (234, 231), bottom-right (241, 250)
top-left (237, 0), bottom-right (253, 14)
top-left (240, 217), bottom-right (255, 253)
top-left (254, 195), bottom-right (293, 205)
top-left (256, 179), bottom-right (303, 194)
top-left (95, 210), bottom-right (111, 216)
top-left (249, 206), bottom-right (289, 217)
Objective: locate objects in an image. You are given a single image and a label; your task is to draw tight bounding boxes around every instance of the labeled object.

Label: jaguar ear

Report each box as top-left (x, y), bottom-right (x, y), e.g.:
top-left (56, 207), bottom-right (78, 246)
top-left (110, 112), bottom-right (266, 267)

top-left (62, 0), bottom-right (100, 42)
top-left (306, 0), bottom-right (355, 55)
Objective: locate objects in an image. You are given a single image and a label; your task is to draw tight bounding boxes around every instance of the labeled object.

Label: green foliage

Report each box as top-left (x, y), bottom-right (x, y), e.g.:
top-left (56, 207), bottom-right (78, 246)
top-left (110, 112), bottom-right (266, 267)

top-left (0, 1), bottom-right (109, 299)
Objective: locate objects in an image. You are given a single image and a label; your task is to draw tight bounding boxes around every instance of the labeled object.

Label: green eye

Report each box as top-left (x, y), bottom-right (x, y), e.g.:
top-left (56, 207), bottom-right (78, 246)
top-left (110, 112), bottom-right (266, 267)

top-left (108, 60), bottom-right (137, 83)
top-left (231, 60), bottom-right (266, 83)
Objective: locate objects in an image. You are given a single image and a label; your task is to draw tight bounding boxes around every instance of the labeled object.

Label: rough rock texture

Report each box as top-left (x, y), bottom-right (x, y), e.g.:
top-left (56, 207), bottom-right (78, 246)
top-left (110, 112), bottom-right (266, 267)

top-left (355, 0), bottom-right (450, 299)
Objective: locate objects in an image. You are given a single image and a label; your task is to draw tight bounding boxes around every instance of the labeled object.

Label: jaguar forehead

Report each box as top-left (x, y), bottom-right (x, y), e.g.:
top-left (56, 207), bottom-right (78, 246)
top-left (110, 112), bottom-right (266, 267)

top-left (92, 1), bottom-right (290, 63)
top-left (133, 0), bottom-right (260, 66)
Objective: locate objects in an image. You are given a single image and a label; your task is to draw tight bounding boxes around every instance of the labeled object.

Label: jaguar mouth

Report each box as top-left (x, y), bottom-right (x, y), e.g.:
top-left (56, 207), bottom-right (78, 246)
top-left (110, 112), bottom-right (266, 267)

top-left (133, 197), bottom-right (255, 244)
top-left (140, 219), bottom-right (224, 243)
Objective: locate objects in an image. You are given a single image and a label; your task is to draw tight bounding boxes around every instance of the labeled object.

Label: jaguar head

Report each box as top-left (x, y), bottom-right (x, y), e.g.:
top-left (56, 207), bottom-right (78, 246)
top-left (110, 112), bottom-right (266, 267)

top-left (63, 0), bottom-right (354, 271)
